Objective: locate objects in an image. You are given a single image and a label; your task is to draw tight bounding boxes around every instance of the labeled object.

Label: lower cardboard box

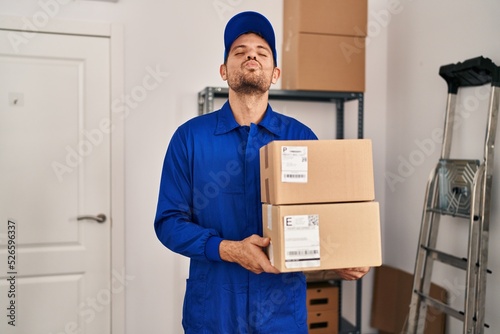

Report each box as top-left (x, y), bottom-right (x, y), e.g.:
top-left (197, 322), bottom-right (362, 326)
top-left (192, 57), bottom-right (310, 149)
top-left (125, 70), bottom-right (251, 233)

top-left (308, 310), bottom-right (339, 334)
top-left (307, 283), bottom-right (339, 312)
top-left (263, 201), bottom-right (382, 273)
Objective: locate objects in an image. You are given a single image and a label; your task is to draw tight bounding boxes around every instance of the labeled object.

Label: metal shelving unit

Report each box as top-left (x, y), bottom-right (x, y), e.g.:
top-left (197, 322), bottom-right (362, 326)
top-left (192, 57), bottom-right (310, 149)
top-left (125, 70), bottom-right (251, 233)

top-left (198, 87), bottom-right (364, 139)
top-left (198, 86), bottom-right (365, 334)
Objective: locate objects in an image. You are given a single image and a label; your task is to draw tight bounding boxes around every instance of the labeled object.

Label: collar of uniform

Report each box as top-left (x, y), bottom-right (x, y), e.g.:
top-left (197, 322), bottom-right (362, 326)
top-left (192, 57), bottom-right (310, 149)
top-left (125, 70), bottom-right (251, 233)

top-left (214, 100), bottom-right (284, 136)
top-left (214, 101), bottom-right (240, 135)
top-left (258, 104), bottom-right (284, 137)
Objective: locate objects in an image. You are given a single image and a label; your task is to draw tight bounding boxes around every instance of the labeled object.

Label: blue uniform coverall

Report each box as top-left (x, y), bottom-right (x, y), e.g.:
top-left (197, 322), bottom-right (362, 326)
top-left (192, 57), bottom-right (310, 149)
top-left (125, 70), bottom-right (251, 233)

top-left (154, 101), bottom-right (317, 334)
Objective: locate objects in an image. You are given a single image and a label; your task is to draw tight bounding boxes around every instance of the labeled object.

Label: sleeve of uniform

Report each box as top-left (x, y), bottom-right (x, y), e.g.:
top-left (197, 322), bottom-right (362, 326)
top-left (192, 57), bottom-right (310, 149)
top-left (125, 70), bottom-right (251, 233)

top-left (154, 127), bottom-right (221, 262)
top-left (303, 128), bottom-right (318, 140)
top-left (298, 122), bottom-right (319, 140)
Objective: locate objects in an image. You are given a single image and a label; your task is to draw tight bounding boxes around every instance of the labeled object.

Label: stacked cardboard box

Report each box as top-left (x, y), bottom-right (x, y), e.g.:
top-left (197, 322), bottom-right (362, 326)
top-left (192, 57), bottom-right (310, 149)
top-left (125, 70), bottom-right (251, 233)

top-left (282, 0), bottom-right (367, 92)
top-left (259, 139), bottom-right (381, 273)
top-left (306, 282), bottom-right (340, 334)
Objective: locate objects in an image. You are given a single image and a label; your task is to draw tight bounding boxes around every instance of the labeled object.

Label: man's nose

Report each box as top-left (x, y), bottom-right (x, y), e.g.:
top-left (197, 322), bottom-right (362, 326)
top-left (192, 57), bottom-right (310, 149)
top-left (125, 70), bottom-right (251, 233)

top-left (246, 48), bottom-right (258, 60)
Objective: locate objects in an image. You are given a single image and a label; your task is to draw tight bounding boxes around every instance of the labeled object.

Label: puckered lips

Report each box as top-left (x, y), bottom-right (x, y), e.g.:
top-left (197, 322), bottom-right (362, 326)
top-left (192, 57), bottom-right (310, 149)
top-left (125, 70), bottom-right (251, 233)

top-left (243, 59), bottom-right (260, 71)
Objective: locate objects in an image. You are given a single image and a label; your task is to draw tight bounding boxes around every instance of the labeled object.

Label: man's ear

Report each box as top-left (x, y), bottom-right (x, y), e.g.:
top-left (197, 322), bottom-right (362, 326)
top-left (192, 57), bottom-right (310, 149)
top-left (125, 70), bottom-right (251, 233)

top-left (220, 64), bottom-right (227, 81)
top-left (271, 67), bottom-right (281, 84)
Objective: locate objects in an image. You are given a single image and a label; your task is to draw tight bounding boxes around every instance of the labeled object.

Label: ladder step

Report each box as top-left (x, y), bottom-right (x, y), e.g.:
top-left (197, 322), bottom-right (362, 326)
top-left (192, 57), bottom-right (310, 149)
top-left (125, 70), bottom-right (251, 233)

top-left (420, 245), bottom-right (493, 274)
top-left (415, 292), bottom-right (491, 328)
top-left (415, 291), bottom-right (464, 321)
top-left (421, 246), bottom-right (493, 273)
top-left (422, 246), bottom-right (467, 270)
top-left (426, 207), bottom-right (479, 220)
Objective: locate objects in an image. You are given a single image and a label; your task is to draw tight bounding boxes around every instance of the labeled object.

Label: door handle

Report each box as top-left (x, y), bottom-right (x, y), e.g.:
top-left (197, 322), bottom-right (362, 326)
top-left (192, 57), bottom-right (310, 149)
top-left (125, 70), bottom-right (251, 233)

top-left (77, 214), bottom-right (107, 223)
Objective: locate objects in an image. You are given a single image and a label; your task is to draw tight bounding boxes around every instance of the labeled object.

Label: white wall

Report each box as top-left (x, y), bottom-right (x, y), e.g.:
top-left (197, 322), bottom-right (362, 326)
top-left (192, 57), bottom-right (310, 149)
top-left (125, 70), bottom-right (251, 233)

top-left (18, 0), bottom-right (500, 333)
top-left (385, 0), bottom-right (500, 332)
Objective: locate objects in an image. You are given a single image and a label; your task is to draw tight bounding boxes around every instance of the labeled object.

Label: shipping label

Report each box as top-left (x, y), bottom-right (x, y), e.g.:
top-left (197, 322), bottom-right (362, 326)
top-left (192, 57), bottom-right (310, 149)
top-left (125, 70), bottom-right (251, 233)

top-left (281, 146), bottom-right (308, 183)
top-left (283, 214), bottom-right (320, 269)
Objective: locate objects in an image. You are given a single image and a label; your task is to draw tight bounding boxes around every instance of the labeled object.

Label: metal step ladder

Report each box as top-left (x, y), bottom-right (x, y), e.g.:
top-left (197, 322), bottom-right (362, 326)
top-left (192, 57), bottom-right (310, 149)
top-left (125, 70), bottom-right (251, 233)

top-left (406, 56), bottom-right (500, 334)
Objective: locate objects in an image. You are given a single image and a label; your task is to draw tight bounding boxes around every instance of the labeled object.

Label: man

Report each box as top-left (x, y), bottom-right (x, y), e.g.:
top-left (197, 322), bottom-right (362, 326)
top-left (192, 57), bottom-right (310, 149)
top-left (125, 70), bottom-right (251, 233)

top-left (154, 11), bottom-right (369, 333)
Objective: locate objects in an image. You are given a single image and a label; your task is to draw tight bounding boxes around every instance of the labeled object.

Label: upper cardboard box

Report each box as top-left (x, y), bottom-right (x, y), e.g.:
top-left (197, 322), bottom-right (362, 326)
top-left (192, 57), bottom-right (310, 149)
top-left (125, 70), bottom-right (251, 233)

top-left (260, 139), bottom-right (375, 205)
top-left (283, 0), bottom-right (368, 37)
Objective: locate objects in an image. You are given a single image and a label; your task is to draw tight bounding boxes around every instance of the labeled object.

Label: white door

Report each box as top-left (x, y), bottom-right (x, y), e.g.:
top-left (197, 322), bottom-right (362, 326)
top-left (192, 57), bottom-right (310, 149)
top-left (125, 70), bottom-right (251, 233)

top-left (0, 29), bottom-right (111, 334)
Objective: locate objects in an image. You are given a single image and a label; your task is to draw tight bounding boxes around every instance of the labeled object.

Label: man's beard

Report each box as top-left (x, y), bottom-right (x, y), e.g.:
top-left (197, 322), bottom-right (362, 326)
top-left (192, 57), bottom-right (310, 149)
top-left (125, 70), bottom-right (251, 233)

top-left (227, 69), bottom-right (272, 95)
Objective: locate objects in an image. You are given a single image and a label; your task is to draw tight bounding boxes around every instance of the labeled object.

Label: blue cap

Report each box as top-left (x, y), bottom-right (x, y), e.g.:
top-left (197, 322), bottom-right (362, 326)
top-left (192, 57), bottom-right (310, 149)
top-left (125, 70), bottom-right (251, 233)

top-left (224, 11), bottom-right (277, 66)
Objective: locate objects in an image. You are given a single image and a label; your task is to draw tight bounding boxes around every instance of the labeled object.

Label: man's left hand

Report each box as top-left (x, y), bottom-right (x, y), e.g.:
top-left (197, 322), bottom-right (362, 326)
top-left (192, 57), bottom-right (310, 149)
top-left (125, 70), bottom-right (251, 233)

top-left (333, 267), bottom-right (370, 280)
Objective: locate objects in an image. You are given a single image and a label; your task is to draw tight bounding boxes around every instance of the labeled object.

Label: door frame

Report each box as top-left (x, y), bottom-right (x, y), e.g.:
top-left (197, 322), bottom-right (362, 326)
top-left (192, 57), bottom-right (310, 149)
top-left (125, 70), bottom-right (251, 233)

top-left (0, 16), bottom-right (126, 334)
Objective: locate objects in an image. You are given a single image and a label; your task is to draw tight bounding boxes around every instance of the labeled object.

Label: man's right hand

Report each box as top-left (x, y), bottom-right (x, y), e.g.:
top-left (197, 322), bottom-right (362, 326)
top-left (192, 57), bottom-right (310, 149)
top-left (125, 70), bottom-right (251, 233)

top-left (219, 235), bottom-right (280, 274)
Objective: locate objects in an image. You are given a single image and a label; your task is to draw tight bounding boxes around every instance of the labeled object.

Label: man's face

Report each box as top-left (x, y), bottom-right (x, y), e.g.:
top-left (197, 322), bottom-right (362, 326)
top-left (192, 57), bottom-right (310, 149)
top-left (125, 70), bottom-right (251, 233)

top-left (221, 33), bottom-right (280, 95)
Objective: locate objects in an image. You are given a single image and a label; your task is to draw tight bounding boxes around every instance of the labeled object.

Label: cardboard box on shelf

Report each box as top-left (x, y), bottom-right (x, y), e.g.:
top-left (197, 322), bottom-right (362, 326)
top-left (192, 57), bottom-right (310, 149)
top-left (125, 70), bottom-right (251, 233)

top-left (283, 0), bottom-right (368, 37)
top-left (263, 201), bottom-right (382, 273)
top-left (370, 265), bottom-right (448, 334)
top-left (282, 33), bottom-right (365, 92)
top-left (307, 283), bottom-right (339, 312)
top-left (307, 309), bottom-right (339, 334)
top-left (260, 139), bottom-right (374, 205)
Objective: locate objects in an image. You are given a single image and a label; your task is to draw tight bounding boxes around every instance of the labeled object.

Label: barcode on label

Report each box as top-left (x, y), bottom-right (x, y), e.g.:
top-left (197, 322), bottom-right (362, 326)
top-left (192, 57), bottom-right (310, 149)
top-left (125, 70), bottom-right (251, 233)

top-left (284, 174), bottom-right (305, 179)
top-left (287, 249), bottom-right (319, 256)
top-left (282, 172), bottom-right (307, 183)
